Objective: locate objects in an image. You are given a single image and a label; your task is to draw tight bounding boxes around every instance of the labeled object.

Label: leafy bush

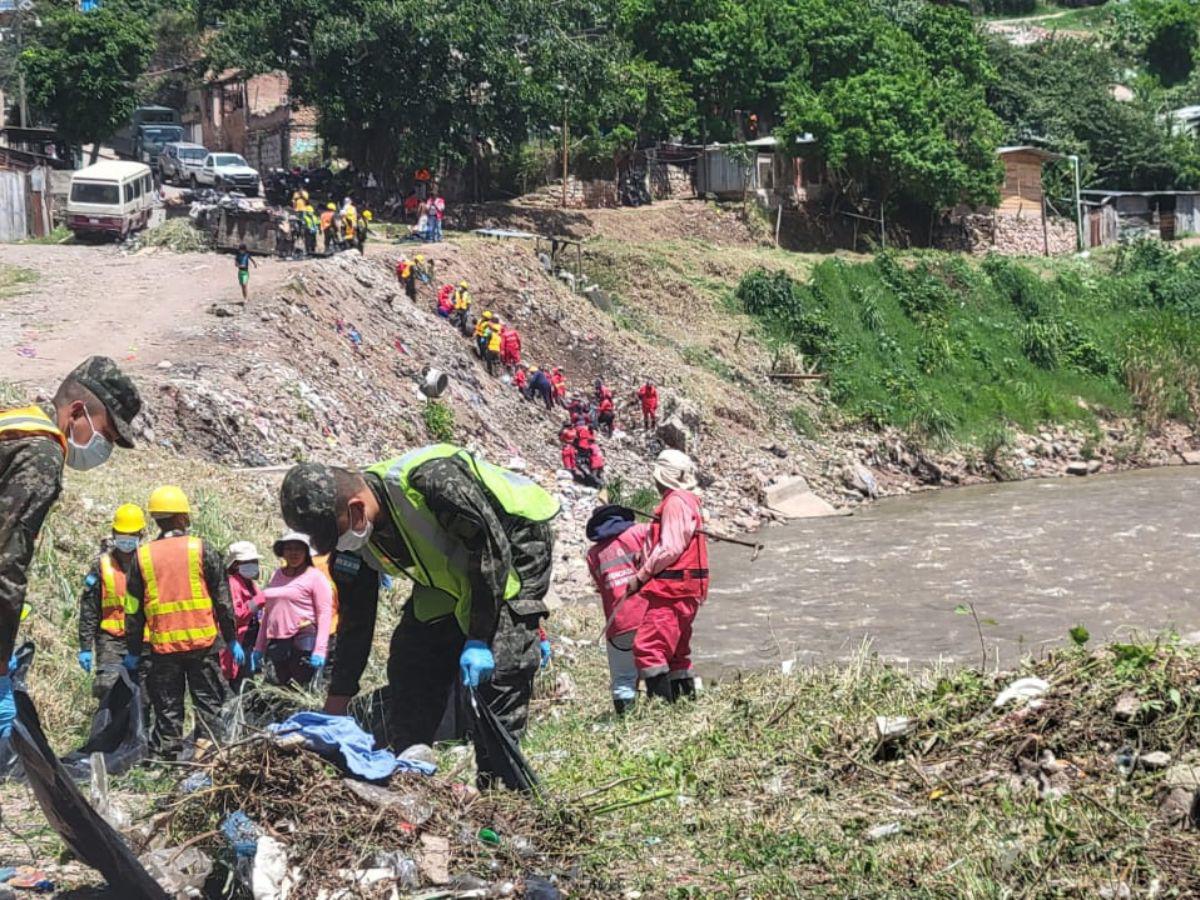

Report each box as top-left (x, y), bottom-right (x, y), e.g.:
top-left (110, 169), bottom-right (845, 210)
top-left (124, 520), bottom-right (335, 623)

top-left (422, 400), bottom-right (455, 442)
top-left (978, 0), bottom-right (1037, 13)
top-left (736, 249), bottom-right (1200, 445)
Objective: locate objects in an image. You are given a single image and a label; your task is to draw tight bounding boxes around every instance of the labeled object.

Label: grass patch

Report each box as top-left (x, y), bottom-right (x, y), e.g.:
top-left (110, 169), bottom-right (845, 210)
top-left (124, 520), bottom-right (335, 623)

top-left (0, 265), bottom-right (37, 299)
top-left (681, 344), bottom-right (735, 381)
top-left (19, 225), bottom-right (72, 245)
top-left (530, 606), bottom-right (1200, 896)
top-left (736, 244), bottom-right (1200, 446)
top-left (423, 399), bottom-right (456, 442)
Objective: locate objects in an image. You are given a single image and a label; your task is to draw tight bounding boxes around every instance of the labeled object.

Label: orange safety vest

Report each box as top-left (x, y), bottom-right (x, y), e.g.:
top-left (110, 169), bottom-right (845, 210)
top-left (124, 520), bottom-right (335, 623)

top-left (640, 490), bottom-right (709, 605)
top-left (312, 554), bottom-right (341, 635)
top-left (99, 553), bottom-right (130, 637)
top-left (0, 406), bottom-right (68, 456)
top-left (137, 536), bottom-right (217, 654)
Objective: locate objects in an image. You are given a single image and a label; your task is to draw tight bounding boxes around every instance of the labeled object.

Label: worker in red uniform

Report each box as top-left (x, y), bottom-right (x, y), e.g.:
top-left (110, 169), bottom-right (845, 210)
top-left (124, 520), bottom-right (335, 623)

top-left (500, 325), bottom-right (522, 371)
top-left (585, 505), bottom-right (649, 715)
top-left (626, 449), bottom-right (707, 703)
top-left (560, 437), bottom-right (578, 474)
top-left (597, 394), bottom-right (615, 437)
top-left (550, 368), bottom-right (567, 408)
top-left (513, 365), bottom-right (530, 400)
top-left (637, 380), bottom-right (659, 430)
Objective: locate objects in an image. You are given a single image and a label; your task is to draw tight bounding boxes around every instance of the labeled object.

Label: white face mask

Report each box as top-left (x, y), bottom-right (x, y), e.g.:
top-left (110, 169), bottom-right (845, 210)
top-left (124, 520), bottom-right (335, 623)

top-left (237, 562), bottom-right (260, 580)
top-left (336, 519), bottom-right (373, 553)
top-left (65, 407), bottom-right (113, 471)
top-left (113, 535), bottom-right (140, 554)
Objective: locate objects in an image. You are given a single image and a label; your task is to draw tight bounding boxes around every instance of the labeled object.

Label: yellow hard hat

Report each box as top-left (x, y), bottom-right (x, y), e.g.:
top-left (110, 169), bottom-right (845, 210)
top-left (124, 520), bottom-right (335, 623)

top-left (363, 210), bottom-right (373, 220)
top-left (306, 204), bottom-right (315, 213)
top-left (327, 202), bottom-right (336, 210)
top-left (112, 503), bottom-right (147, 534)
top-left (415, 254), bottom-right (425, 263)
top-left (483, 310), bottom-right (493, 319)
top-left (459, 281), bottom-right (468, 288)
top-left (148, 485), bottom-right (191, 516)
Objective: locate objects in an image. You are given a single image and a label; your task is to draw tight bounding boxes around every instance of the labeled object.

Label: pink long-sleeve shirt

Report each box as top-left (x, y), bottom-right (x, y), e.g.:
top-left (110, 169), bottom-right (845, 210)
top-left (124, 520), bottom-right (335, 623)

top-left (636, 492), bottom-right (700, 583)
top-left (255, 565), bottom-right (333, 657)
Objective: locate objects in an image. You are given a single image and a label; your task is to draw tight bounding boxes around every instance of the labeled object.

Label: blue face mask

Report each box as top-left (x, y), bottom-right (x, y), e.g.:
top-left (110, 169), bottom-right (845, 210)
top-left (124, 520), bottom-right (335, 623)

top-left (113, 535), bottom-right (140, 554)
top-left (65, 407), bottom-right (113, 472)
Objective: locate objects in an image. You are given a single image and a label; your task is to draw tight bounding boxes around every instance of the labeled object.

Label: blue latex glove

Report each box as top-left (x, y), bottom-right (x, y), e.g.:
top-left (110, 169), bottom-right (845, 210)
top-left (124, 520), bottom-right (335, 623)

top-left (309, 654), bottom-right (325, 669)
top-left (539, 639), bottom-right (552, 669)
top-left (77, 650), bottom-right (93, 674)
top-left (0, 676), bottom-right (13, 738)
top-left (123, 653), bottom-right (140, 672)
top-left (250, 650), bottom-right (264, 673)
top-left (459, 640), bottom-right (495, 687)
top-left (231, 642), bottom-right (246, 668)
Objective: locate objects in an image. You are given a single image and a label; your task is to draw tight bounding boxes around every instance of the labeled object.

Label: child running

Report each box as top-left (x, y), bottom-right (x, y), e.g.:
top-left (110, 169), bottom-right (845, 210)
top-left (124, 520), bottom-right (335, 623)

top-left (235, 242), bottom-right (258, 300)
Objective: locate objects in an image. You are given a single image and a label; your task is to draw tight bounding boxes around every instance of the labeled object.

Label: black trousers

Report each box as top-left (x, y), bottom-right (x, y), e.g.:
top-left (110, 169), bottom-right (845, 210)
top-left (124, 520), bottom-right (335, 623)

top-left (147, 648), bottom-right (228, 755)
top-left (386, 603), bottom-right (541, 782)
top-left (265, 637), bottom-right (316, 688)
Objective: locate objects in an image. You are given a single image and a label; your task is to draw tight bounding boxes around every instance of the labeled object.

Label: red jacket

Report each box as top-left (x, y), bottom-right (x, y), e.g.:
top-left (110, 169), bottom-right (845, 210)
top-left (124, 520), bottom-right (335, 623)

top-left (640, 490), bottom-right (708, 605)
top-left (561, 443), bottom-right (578, 470)
top-left (589, 446), bottom-right (605, 469)
top-left (638, 384), bottom-right (659, 412)
top-left (514, 369), bottom-right (528, 389)
top-left (599, 397), bottom-right (614, 415)
top-left (586, 524), bottom-right (651, 639)
top-left (220, 573), bottom-right (264, 680)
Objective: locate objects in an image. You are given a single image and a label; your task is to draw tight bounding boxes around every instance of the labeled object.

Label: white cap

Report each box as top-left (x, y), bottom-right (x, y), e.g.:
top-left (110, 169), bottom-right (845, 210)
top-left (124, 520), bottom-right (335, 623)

top-left (273, 531), bottom-right (313, 559)
top-left (653, 448), bottom-right (698, 492)
top-left (224, 541), bottom-right (260, 570)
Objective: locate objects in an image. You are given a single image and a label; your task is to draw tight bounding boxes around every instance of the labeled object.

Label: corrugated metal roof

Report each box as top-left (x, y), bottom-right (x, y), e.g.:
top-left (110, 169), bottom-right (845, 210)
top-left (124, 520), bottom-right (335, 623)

top-left (1081, 189), bottom-right (1200, 197)
top-left (996, 145), bottom-right (1065, 160)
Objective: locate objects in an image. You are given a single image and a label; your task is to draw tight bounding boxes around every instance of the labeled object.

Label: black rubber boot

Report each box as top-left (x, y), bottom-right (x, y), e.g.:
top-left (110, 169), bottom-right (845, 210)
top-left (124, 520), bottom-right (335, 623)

top-left (645, 673), bottom-right (674, 703)
top-left (613, 696), bottom-right (635, 716)
top-left (671, 677), bottom-right (696, 701)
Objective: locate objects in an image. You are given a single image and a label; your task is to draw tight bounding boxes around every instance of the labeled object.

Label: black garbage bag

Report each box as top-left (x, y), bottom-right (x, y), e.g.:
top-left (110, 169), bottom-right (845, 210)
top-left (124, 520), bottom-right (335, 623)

top-left (10, 690), bottom-right (169, 899)
top-left (466, 687), bottom-right (541, 795)
top-left (0, 642), bottom-right (36, 782)
top-left (60, 666), bottom-right (150, 780)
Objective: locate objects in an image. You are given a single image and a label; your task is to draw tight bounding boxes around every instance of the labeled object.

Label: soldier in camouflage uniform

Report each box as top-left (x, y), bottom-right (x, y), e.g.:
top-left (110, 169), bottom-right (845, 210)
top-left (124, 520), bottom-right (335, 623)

top-left (279, 445), bottom-right (556, 787)
top-left (0, 356), bottom-right (142, 736)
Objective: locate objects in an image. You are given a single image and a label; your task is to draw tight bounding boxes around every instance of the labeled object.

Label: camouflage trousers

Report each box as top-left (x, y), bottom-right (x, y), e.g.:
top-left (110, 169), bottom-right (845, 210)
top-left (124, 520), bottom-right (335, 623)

top-left (386, 602), bottom-right (542, 783)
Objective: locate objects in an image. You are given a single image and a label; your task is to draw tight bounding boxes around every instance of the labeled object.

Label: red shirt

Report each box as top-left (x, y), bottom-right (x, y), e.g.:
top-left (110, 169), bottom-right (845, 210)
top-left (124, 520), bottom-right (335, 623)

top-left (638, 384), bottom-right (659, 412)
top-left (514, 369), bottom-right (528, 388)
top-left (561, 444), bottom-right (577, 469)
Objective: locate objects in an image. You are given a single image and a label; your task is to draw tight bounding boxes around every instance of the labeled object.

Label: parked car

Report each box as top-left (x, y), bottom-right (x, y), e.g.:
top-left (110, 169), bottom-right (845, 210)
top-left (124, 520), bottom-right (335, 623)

top-left (159, 141), bottom-right (208, 185)
top-left (111, 106), bottom-right (183, 170)
top-left (193, 153), bottom-right (260, 196)
top-left (66, 161), bottom-right (157, 239)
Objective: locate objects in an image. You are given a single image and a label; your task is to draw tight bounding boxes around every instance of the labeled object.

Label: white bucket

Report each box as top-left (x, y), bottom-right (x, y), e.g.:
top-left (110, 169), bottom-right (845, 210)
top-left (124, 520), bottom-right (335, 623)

top-left (420, 367), bottom-right (449, 398)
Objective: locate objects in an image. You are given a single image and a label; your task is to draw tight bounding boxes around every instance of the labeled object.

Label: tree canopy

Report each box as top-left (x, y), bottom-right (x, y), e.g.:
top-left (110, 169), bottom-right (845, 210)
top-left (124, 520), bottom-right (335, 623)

top-left (19, 4), bottom-right (155, 153)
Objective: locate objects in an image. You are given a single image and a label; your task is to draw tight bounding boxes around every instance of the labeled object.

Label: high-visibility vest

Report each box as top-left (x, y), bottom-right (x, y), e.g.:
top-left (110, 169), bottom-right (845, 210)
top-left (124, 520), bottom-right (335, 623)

top-left (99, 553), bottom-right (129, 637)
top-left (0, 406), bottom-right (67, 456)
top-left (363, 445), bottom-right (559, 633)
top-left (640, 490), bottom-right (709, 605)
top-left (312, 553), bottom-right (340, 635)
top-left (136, 536), bottom-right (217, 654)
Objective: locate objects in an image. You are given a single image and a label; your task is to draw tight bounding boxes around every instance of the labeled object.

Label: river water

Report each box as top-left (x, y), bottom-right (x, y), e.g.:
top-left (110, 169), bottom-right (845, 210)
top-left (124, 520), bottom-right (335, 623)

top-left (695, 467), bottom-right (1200, 676)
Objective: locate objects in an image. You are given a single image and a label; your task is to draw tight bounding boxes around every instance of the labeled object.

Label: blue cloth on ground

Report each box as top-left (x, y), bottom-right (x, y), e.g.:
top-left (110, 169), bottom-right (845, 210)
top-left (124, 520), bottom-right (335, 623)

top-left (267, 712), bottom-right (436, 781)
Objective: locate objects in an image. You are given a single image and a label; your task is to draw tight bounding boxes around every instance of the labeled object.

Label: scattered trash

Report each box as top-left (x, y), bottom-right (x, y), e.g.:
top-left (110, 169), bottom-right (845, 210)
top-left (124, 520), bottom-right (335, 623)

top-left (372, 852), bottom-right (420, 889)
top-left (1139, 751), bottom-right (1172, 770)
top-left (1113, 693), bottom-right (1141, 722)
top-left (251, 836), bottom-right (296, 900)
top-left (266, 712), bottom-right (437, 780)
top-left (140, 847), bottom-right (212, 896)
top-left (417, 833), bottom-right (452, 885)
top-left (477, 828), bottom-right (501, 846)
top-left (865, 822), bottom-right (901, 842)
top-left (6, 868), bottom-right (53, 892)
top-left (874, 716), bottom-right (917, 743)
top-left (993, 677), bottom-right (1049, 709)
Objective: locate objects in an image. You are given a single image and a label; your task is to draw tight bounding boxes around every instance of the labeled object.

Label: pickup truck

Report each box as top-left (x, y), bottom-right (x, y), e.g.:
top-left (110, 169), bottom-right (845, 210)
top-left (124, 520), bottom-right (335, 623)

top-left (192, 152), bottom-right (260, 196)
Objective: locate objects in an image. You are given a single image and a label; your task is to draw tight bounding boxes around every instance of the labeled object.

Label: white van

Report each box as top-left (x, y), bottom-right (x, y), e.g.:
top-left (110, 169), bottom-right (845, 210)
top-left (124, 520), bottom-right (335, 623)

top-left (66, 161), bottom-right (157, 239)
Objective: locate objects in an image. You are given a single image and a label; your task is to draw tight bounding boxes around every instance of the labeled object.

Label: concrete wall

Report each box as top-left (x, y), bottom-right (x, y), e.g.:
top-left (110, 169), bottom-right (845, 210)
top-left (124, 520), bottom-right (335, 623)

top-left (941, 210), bottom-right (1076, 256)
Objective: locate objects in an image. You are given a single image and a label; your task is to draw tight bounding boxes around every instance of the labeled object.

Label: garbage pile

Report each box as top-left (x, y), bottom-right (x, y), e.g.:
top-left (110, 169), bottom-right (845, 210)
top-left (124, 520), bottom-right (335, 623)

top-left (160, 734), bottom-right (573, 898)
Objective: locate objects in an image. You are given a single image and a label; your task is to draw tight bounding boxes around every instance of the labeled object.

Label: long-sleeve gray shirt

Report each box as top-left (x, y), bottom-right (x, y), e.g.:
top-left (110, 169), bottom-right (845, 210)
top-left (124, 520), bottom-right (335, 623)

top-left (124, 530), bottom-right (236, 655)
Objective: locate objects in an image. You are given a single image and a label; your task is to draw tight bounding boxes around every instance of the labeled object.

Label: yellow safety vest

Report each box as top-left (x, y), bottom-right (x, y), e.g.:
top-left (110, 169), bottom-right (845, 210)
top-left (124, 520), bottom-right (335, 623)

top-left (99, 553), bottom-right (150, 642)
top-left (0, 406), bottom-right (67, 456)
top-left (136, 536), bottom-right (217, 654)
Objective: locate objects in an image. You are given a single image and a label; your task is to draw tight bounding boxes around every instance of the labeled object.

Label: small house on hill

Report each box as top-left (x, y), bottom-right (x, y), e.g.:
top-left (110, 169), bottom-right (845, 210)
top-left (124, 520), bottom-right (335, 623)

top-left (1080, 190), bottom-right (1200, 246)
top-left (941, 145), bottom-right (1077, 256)
top-left (690, 135), bottom-right (828, 209)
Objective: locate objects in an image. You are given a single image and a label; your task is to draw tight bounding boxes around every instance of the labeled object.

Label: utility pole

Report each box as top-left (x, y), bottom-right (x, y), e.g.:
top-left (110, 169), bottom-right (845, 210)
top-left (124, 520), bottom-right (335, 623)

top-left (561, 98), bottom-right (569, 209)
top-left (17, 71), bottom-right (27, 128)
top-left (1068, 154), bottom-right (1084, 252)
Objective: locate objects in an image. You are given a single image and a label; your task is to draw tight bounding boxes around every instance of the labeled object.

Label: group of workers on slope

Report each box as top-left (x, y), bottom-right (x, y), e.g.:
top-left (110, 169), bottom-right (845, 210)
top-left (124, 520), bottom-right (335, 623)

top-left (424, 277), bottom-right (528, 381)
top-left (75, 484), bottom-right (340, 756)
top-left (290, 190), bottom-right (374, 257)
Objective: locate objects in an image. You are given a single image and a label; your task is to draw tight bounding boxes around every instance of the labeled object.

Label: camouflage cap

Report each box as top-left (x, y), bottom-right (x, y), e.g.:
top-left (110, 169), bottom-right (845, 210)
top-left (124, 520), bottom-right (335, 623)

top-left (67, 356), bottom-right (141, 448)
top-left (280, 462), bottom-right (339, 554)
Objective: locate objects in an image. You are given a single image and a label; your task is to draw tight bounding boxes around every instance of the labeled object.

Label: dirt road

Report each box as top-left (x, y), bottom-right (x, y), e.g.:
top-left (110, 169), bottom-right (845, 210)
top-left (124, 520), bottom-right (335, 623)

top-left (0, 243), bottom-right (294, 389)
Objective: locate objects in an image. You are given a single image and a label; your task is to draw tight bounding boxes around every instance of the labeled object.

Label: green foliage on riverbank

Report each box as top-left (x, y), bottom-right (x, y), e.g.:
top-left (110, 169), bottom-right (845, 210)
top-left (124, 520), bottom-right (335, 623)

top-left (736, 244), bottom-right (1200, 445)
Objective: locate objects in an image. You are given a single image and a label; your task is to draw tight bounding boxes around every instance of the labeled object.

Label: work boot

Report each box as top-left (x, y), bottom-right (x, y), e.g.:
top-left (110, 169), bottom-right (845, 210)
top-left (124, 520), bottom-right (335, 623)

top-left (645, 674), bottom-right (674, 703)
top-left (671, 677), bottom-right (696, 701)
top-left (613, 696), bottom-right (635, 716)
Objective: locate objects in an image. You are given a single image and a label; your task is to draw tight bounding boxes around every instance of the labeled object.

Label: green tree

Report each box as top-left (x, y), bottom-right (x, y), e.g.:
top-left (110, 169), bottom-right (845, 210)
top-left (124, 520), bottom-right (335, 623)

top-left (777, 1), bottom-right (1003, 213)
top-left (19, 5), bottom-right (155, 161)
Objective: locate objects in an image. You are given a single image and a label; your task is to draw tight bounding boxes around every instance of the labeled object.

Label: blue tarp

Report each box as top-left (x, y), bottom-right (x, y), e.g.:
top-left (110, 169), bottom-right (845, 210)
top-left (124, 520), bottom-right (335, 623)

top-left (267, 712), bottom-right (437, 781)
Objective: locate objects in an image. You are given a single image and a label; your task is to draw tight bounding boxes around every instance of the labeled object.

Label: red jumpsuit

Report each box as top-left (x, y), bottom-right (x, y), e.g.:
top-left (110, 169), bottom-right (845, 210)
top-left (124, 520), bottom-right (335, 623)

top-left (500, 327), bottom-right (522, 368)
top-left (637, 384), bottom-right (659, 428)
top-left (632, 489), bottom-right (708, 681)
top-left (561, 443), bottom-right (578, 471)
top-left (550, 370), bottom-right (567, 405)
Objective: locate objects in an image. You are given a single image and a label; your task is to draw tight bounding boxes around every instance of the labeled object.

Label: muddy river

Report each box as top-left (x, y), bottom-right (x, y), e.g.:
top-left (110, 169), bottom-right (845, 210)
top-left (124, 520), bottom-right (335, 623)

top-left (696, 467), bottom-right (1200, 676)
